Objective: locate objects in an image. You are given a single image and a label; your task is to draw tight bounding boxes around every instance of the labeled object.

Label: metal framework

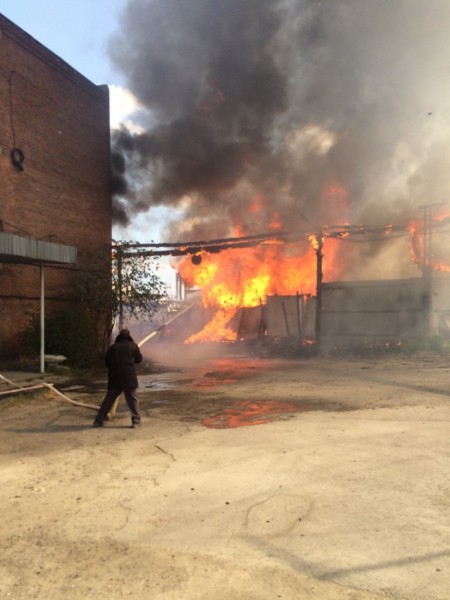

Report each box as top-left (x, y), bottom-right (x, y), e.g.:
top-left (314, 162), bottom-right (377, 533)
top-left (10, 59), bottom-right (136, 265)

top-left (112, 223), bottom-right (411, 259)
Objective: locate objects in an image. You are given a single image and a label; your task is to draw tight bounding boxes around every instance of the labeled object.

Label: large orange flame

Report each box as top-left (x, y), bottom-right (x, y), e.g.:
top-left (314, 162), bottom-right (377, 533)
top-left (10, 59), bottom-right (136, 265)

top-left (178, 236), bottom-right (342, 343)
top-left (179, 242), bottom-right (321, 309)
top-left (185, 308), bottom-right (238, 343)
top-left (176, 183), bottom-right (351, 343)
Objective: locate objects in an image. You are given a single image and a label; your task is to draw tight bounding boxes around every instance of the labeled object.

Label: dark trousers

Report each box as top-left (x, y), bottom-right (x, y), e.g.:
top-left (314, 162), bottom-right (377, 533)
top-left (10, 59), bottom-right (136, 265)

top-left (95, 387), bottom-right (141, 425)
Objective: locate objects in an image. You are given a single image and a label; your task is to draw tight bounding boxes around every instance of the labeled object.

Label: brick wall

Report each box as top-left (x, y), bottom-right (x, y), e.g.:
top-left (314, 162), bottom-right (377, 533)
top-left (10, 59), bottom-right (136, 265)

top-left (0, 15), bottom-right (111, 359)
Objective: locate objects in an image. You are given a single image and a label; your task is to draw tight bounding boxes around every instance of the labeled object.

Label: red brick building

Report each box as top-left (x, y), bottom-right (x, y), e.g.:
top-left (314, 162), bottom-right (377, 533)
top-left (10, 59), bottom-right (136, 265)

top-left (0, 14), bottom-right (111, 361)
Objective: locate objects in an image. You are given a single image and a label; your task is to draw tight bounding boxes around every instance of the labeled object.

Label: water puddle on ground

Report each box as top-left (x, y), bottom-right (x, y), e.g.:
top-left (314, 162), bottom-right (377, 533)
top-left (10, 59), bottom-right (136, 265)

top-left (138, 359), bottom-right (324, 428)
top-left (201, 399), bottom-right (304, 429)
top-left (140, 372), bottom-right (193, 391)
top-left (139, 357), bottom-right (281, 392)
top-left (143, 381), bottom-right (176, 391)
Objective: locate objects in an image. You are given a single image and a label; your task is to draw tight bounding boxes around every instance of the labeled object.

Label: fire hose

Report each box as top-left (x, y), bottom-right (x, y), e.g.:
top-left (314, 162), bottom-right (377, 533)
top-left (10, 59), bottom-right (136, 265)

top-left (0, 374), bottom-right (98, 410)
top-left (0, 306), bottom-right (196, 418)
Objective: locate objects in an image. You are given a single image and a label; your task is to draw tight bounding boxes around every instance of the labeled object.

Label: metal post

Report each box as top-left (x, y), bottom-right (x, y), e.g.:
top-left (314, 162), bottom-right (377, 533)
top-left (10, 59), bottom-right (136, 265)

top-left (40, 263), bottom-right (45, 374)
top-left (296, 291), bottom-right (302, 338)
top-left (176, 272), bottom-right (182, 301)
top-left (315, 234), bottom-right (324, 350)
top-left (117, 246), bottom-right (124, 330)
top-left (419, 203), bottom-right (444, 336)
top-left (423, 206), bottom-right (432, 336)
top-left (281, 301), bottom-right (290, 336)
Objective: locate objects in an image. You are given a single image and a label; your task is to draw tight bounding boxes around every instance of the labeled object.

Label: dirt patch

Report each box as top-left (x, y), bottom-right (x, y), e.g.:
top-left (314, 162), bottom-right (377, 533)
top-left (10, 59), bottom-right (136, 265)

top-left (1, 352), bottom-right (450, 599)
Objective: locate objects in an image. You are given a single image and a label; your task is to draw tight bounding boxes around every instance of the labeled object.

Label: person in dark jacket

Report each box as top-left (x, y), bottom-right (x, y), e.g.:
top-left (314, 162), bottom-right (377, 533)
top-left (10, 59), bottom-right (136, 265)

top-left (93, 328), bottom-right (143, 428)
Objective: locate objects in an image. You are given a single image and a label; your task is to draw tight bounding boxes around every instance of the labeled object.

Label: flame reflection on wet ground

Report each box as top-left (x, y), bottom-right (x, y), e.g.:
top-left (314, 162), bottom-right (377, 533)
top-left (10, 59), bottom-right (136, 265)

top-left (201, 399), bottom-right (300, 429)
top-left (139, 357), bottom-right (324, 429)
top-left (140, 357), bottom-right (272, 391)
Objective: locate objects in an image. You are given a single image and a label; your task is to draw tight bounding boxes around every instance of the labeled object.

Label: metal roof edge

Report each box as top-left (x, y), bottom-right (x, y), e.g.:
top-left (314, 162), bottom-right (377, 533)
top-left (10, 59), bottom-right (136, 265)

top-left (0, 233), bottom-right (77, 265)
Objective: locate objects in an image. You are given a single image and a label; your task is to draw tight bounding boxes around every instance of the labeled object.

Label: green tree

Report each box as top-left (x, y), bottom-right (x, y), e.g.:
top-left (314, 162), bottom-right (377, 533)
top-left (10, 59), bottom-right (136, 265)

top-left (110, 240), bottom-right (168, 335)
top-left (76, 240), bottom-right (169, 355)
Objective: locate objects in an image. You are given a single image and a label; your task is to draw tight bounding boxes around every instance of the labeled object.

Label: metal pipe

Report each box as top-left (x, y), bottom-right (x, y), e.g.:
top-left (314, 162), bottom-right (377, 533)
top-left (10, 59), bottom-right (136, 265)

top-left (40, 263), bottom-right (45, 374)
top-left (315, 234), bottom-right (324, 349)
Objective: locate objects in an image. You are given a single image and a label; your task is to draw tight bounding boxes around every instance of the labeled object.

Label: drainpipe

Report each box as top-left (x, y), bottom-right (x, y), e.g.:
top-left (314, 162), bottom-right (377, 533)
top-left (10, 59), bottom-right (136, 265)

top-left (40, 263), bottom-right (45, 373)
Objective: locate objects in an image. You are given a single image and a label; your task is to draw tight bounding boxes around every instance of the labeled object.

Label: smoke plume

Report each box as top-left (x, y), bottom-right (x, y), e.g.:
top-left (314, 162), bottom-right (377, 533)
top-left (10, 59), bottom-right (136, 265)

top-left (108, 0), bottom-right (450, 269)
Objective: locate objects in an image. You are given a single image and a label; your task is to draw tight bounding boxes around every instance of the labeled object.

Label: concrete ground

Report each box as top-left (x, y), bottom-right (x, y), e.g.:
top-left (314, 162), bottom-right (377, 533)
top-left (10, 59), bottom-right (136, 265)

top-left (0, 350), bottom-right (449, 599)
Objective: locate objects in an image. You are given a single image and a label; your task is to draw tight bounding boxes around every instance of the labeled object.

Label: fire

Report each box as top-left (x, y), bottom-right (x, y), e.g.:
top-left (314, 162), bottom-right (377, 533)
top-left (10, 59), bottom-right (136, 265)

top-left (269, 211), bottom-right (283, 231)
top-left (178, 236), bottom-right (342, 343)
top-left (408, 209), bottom-right (450, 273)
top-left (185, 308), bottom-right (238, 343)
top-left (408, 220), bottom-right (423, 268)
top-left (179, 243), bottom-right (317, 309)
top-left (172, 199), bottom-right (450, 344)
top-left (177, 183), bottom-right (347, 343)
top-left (249, 195), bottom-right (263, 213)
top-left (308, 233), bottom-right (323, 252)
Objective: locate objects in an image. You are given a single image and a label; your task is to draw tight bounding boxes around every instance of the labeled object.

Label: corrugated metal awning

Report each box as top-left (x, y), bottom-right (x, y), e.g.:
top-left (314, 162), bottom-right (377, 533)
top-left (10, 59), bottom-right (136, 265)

top-left (0, 233), bottom-right (77, 264)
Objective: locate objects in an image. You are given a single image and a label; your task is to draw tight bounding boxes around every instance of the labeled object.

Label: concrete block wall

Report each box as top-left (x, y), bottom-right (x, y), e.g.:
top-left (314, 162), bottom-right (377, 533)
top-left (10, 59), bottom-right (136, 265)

top-left (320, 278), bottom-right (426, 348)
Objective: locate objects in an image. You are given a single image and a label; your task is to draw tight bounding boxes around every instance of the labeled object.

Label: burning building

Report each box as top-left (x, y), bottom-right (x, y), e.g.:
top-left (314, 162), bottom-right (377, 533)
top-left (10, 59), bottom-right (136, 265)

top-left (0, 15), bottom-right (111, 361)
top-left (110, 1), bottom-right (450, 349)
top-left (121, 216), bottom-right (450, 352)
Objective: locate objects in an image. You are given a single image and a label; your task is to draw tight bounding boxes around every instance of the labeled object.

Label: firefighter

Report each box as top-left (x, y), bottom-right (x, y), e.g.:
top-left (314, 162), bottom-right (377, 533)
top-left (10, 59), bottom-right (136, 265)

top-left (93, 328), bottom-right (143, 428)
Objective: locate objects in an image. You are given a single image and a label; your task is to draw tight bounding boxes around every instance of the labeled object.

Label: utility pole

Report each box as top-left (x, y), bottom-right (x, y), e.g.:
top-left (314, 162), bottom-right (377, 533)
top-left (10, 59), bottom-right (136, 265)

top-left (419, 203), bottom-right (444, 336)
top-left (314, 232), bottom-right (324, 350)
top-left (117, 245), bottom-right (124, 331)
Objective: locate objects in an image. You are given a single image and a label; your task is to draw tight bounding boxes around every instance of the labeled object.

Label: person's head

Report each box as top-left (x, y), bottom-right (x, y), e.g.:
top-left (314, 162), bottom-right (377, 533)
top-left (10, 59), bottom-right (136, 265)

top-left (115, 328), bottom-right (133, 342)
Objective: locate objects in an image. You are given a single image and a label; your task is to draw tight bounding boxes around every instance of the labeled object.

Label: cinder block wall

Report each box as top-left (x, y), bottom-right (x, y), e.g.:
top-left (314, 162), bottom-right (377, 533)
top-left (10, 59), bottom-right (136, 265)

top-left (0, 15), bottom-right (111, 359)
top-left (320, 278), bottom-right (425, 349)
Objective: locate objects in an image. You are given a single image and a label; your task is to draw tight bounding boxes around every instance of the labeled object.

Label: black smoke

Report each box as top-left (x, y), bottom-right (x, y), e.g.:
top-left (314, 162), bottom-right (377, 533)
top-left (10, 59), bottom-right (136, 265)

top-left (109, 0), bottom-right (450, 265)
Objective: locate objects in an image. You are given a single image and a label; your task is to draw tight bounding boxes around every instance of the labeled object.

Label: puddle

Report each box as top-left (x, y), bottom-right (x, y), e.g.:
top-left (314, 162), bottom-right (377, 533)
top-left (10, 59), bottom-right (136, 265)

top-left (201, 399), bottom-right (302, 429)
top-left (140, 370), bottom-right (238, 390)
top-left (140, 372), bottom-right (194, 391)
top-left (143, 381), bottom-right (176, 391)
top-left (139, 358), bottom-right (275, 392)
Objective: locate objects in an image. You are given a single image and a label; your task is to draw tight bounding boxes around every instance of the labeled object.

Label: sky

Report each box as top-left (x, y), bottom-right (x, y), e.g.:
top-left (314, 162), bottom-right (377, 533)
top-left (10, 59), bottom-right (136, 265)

top-left (1, 0), bottom-right (165, 233)
top-left (4, 1), bottom-right (450, 293)
top-left (1, 0), bottom-right (178, 288)
top-left (1, 0), bottom-right (125, 85)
